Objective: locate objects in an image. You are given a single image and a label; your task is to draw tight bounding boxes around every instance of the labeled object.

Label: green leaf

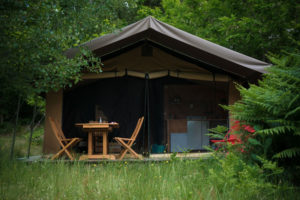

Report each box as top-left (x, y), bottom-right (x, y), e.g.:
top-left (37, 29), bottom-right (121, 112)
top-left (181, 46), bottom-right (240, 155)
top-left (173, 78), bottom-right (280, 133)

top-left (248, 138), bottom-right (262, 146)
top-left (263, 138), bottom-right (272, 156)
top-left (250, 153), bottom-right (260, 162)
top-left (273, 148), bottom-right (300, 159)
top-left (285, 106), bottom-right (300, 119)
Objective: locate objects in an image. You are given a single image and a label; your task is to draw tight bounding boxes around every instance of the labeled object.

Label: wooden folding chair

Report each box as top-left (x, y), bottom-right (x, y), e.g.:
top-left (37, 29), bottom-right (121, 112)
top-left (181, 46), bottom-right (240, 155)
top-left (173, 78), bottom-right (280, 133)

top-left (49, 117), bottom-right (82, 160)
top-left (114, 116), bottom-right (144, 160)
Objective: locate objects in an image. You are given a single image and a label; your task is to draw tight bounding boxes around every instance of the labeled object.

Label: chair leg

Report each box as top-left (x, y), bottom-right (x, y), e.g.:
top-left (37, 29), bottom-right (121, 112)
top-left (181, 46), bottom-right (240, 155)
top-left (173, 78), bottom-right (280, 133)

top-left (51, 145), bottom-right (74, 160)
top-left (124, 145), bottom-right (141, 159)
top-left (118, 139), bottom-right (142, 160)
top-left (119, 149), bottom-right (129, 160)
top-left (51, 139), bottom-right (79, 160)
top-left (116, 139), bottom-right (128, 160)
top-left (51, 150), bottom-right (64, 160)
top-left (65, 149), bottom-right (74, 160)
top-left (64, 139), bottom-right (81, 160)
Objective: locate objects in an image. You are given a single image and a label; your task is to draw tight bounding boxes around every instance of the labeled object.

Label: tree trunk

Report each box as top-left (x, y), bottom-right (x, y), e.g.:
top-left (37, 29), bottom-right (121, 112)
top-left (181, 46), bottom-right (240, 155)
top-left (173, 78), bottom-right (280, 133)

top-left (10, 95), bottom-right (21, 160)
top-left (0, 114), bottom-right (3, 125)
top-left (27, 103), bottom-right (37, 158)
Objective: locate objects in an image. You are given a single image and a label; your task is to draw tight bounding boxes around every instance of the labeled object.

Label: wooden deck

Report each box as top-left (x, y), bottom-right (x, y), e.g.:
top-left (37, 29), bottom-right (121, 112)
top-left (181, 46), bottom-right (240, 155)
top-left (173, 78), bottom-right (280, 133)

top-left (18, 152), bottom-right (212, 163)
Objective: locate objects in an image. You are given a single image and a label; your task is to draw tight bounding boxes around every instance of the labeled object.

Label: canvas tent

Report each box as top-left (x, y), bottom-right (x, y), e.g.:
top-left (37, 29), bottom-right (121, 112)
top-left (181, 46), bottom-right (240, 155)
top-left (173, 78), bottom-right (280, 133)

top-left (43, 16), bottom-right (270, 154)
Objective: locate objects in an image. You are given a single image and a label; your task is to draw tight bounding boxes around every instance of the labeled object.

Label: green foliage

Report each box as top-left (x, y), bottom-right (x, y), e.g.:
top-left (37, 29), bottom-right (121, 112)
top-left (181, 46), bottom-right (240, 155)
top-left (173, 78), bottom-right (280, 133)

top-left (206, 125), bottom-right (229, 152)
top-left (208, 152), bottom-right (285, 198)
top-left (207, 125), bottom-right (228, 139)
top-left (0, 122), bottom-right (17, 135)
top-left (24, 126), bottom-right (44, 146)
top-left (226, 54), bottom-right (300, 182)
top-left (0, 128), bottom-right (43, 157)
top-left (170, 151), bottom-right (178, 161)
top-left (0, 0), bottom-right (139, 122)
top-left (136, 0), bottom-right (299, 61)
top-left (273, 148), bottom-right (300, 159)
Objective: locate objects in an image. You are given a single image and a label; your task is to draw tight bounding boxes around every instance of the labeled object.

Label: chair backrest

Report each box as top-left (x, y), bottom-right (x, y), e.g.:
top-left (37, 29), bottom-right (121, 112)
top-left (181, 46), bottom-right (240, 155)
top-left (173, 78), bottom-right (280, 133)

top-left (49, 117), bottom-right (67, 145)
top-left (129, 116), bottom-right (144, 145)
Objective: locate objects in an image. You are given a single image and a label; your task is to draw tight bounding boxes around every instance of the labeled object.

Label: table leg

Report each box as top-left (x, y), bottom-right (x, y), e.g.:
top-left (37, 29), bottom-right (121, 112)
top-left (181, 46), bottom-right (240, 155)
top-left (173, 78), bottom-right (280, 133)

top-left (88, 131), bottom-right (93, 155)
top-left (102, 131), bottom-right (108, 155)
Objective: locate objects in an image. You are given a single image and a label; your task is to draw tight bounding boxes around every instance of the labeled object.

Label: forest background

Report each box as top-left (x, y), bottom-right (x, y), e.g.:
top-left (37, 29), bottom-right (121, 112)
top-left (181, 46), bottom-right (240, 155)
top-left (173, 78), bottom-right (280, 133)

top-left (0, 0), bottom-right (298, 126)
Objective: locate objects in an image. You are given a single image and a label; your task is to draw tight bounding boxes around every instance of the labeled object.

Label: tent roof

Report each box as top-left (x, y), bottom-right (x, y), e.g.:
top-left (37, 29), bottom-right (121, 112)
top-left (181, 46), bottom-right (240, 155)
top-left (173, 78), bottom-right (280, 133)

top-left (66, 16), bottom-right (271, 78)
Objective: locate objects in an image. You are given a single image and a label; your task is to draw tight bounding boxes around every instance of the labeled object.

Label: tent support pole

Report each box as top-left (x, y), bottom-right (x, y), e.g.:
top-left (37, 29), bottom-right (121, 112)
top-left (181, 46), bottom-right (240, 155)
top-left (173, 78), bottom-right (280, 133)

top-left (213, 73), bottom-right (217, 118)
top-left (226, 79), bottom-right (230, 128)
top-left (143, 73), bottom-right (150, 155)
top-left (143, 76), bottom-right (146, 153)
top-left (146, 73), bottom-right (150, 155)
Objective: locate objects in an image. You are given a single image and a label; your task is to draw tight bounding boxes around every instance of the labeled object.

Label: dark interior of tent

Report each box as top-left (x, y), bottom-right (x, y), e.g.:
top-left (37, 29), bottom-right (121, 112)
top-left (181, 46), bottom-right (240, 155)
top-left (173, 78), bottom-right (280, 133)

top-left (62, 75), bottom-right (229, 153)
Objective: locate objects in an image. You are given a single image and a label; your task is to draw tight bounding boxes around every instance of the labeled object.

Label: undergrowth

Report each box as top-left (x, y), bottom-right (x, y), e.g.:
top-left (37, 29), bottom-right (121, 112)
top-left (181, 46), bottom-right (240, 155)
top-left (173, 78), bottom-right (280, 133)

top-left (0, 125), bottom-right (43, 157)
top-left (0, 151), bottom-right (298, 199)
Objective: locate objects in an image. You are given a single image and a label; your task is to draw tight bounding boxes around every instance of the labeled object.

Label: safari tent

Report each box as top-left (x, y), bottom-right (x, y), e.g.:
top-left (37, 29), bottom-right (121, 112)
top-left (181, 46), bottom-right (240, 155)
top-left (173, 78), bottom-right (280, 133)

top-left (43, 16), bottom-right (270, 154)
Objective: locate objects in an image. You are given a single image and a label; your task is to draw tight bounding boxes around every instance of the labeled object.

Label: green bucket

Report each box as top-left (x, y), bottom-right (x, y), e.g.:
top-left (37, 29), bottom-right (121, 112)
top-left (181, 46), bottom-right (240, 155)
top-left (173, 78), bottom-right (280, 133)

top-left (151, 144), bottom-right (165, 153)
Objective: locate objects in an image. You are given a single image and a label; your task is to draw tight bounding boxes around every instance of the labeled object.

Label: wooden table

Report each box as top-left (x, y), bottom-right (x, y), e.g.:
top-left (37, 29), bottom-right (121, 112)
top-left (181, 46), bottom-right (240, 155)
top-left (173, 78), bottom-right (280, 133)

top-left (76, 122), bottom-right (119, 160)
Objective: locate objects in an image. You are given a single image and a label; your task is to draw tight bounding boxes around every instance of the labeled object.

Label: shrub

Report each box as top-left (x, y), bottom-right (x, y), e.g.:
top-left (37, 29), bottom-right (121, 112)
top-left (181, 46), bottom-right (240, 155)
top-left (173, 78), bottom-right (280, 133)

top-left (226, 53), bottom-right (300, 184)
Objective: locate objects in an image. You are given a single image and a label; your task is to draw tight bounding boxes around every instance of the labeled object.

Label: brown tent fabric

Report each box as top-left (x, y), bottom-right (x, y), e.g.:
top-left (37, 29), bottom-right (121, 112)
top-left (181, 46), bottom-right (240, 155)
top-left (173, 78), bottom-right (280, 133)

top-left (101, 46), bottom-right (210, 73)
top-left (80, 45), bottom-right (229, 82)
top-left (65, 16), bottom-right (271, 78)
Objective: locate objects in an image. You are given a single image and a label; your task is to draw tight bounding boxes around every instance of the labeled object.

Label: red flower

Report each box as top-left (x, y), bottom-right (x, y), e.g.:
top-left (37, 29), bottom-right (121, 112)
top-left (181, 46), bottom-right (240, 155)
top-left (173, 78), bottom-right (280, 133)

top-left (211, 120), bottom-right (255, 153)
top-left (242, 125), bottom-right (255, 133)
top-left (231, 121), bottom-right (241, 131)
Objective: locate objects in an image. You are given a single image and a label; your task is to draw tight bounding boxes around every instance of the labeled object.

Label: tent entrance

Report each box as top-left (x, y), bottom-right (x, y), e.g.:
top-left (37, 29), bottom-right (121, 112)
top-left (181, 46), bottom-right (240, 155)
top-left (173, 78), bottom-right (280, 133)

top-left (62, 76), bottom-right (228, 154)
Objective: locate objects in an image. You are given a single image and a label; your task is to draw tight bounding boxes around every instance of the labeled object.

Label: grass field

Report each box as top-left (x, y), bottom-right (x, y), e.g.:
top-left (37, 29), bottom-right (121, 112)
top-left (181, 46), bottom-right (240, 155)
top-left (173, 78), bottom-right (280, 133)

top-left (0, 128), bottom-right (299, 200)
top-left (1, 154), bottom-right (299, 199)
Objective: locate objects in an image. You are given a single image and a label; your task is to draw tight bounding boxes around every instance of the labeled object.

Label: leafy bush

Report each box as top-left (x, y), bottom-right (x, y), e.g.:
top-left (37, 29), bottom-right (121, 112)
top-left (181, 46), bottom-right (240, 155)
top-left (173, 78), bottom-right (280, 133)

top-left (207, 125), bottom-right (228, 140)
top-left (0, 122), bottom-right (16, 135)
top-left (208, 152), bottom-right (284, 199)
top-left (226, 53), bottom-right (300, 184)
top-left (24, 126), bottom-right (44, 145)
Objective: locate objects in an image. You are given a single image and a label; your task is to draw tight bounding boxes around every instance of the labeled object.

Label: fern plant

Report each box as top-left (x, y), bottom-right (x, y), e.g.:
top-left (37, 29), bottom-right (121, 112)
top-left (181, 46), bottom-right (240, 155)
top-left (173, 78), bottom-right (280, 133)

top-left (207, 125), bottom-right (228, 139)
top-left (226, 54), bottom-right (300, 176)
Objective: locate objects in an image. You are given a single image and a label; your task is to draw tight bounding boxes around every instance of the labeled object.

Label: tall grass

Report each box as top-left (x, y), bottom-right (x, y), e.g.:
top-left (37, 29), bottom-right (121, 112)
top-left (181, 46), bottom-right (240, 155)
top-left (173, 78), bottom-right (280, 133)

top-left (0, 128), bottom-right (298, 200)
top-left (0, 153), bottom-right (298, 200)
top-left (0, 126), bottom-right (43, 157)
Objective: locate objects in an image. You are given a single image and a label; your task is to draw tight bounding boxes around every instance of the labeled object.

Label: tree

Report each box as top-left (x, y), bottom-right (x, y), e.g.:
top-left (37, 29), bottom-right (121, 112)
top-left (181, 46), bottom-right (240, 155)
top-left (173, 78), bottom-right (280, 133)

top-left (137, 0), bottom-right (299, 61)
top-left (0, 0), bottom-right (138, 158)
